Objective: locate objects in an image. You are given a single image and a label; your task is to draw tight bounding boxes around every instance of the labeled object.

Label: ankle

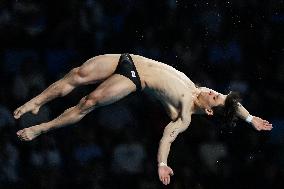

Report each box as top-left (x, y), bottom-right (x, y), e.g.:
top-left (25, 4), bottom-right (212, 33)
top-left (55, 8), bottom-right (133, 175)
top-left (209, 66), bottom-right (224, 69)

top-left (37, 123), bottom-right (49, 134)
top-left (30, 99), bottom-right (41, 108)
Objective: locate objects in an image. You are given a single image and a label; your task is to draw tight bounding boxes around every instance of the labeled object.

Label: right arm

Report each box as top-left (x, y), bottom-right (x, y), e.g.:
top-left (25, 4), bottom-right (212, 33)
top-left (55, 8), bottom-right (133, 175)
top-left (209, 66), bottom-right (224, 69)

top-left (157, 117), bottom-right (191, 185)
top-left (236, 103), bottom-right (272, 131)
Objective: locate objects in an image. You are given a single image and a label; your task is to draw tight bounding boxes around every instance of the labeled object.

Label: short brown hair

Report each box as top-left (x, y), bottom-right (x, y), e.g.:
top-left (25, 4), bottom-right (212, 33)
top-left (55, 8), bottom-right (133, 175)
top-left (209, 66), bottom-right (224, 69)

top-left (212, 91), bottom-right (241, 128)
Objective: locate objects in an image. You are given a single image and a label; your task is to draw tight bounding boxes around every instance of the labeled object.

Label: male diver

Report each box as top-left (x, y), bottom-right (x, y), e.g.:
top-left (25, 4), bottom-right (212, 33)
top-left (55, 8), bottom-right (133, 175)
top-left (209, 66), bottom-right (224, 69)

top-left (14, 53), bottom-right (272, 185)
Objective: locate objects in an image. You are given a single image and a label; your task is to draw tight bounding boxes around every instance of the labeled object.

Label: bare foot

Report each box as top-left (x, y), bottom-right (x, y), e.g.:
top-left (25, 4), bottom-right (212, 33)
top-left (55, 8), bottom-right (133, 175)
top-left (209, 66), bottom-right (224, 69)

top-left (14, 101), bottom-right (40, 119)
top-left (16, 126), bottom-right (42, 141)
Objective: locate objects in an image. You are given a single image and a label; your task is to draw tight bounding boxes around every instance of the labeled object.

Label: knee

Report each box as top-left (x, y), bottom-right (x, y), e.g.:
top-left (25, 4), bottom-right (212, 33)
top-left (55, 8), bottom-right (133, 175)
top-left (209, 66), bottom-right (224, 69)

top-left (70, 67), bottom-right (86, 79)
top-left (67, 67), bottom-right (89, 88)
top-left (77, 93), bottom-right (104, 114)
top-left (78, 97), bottom-right (95, 114)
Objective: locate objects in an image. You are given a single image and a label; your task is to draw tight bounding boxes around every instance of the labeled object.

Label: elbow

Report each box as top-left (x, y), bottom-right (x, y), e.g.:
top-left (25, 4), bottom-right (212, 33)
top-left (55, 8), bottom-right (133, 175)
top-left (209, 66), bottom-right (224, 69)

top-left (160, 137), bottom-right (175, 144)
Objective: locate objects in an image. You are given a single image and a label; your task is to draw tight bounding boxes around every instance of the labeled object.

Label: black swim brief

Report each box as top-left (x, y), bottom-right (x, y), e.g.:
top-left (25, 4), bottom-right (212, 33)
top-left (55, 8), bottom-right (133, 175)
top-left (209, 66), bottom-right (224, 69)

top-left (114, 53), bottom-right (142, 91)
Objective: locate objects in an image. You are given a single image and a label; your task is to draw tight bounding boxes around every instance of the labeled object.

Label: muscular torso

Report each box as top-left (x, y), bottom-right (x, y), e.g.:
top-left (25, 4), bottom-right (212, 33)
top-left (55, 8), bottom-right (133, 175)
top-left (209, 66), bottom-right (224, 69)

top-left (131, 55), bottom-right (198, 121)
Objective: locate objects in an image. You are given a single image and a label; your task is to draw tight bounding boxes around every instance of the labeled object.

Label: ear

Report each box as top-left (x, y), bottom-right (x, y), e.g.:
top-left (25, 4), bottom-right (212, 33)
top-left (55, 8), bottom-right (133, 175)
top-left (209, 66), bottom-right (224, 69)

top-left (205, 108), bottom-right (214, 116)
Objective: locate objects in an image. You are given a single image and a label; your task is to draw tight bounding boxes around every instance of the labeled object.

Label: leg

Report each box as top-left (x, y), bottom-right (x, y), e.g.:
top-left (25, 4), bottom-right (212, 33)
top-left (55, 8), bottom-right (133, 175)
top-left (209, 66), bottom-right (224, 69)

top-left (14, 54), bottom-right (121, 119)
top-left (17, 74), bottom-right (136, 141)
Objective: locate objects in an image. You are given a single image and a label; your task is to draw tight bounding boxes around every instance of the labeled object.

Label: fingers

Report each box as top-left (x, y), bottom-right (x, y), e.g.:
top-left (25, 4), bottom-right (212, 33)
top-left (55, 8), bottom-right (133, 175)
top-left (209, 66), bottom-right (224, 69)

top-left (253, 117), bottom-right (273, 131)
top-left (159, 172), bottom-right (173, 185)
top-left (161, 176), bottom-right (170, 185)
top-left (159, 175), bottom-right (166, 185)
top-left (158, 166), bottom-right (174, 185)
top-left (264, 120), bottom-right (272, 126)
top-left (162, 177), bottom-right (166, 185)
top-left (165, 176), bottom-right (170, 185)
top-left (261, 120), bottom-right (273, 130)
top-left (264, 124), bottom-right (273, 130)
top-left (256, 125), bottom-right (272, 131)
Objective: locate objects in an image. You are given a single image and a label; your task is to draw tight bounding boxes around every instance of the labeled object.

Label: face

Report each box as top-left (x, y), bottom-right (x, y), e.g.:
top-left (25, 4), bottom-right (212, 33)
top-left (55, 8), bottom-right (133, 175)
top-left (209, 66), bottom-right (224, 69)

top-left (198, 87), bottom-right (227, 115)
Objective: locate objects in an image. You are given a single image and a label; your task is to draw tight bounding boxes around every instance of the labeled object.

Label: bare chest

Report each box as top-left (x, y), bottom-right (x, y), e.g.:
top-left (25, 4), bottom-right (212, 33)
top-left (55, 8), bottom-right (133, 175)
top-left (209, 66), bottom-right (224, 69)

top-left (144, 76), bottom-right (195, 120)
top-left (134, 56), bottom-right (196, 120)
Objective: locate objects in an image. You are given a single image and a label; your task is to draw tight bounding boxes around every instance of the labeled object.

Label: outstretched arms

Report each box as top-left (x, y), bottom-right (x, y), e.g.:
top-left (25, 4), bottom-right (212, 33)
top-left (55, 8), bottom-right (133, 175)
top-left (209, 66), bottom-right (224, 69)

top-left (236, 103), bottom-right (273, 131)
top-left (157, 117), bottom-right (191, 185)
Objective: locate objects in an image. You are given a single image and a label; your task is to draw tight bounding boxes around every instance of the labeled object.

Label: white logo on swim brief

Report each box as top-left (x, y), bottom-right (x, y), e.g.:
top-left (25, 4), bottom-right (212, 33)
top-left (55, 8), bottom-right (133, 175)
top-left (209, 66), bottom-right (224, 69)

top-left (131, 71), bottom-right (136, 77)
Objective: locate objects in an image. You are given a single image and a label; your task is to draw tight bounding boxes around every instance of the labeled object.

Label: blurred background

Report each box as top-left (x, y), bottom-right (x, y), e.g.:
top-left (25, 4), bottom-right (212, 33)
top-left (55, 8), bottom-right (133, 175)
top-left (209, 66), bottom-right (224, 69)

top-left (0, 0), bottom-right (283, 188)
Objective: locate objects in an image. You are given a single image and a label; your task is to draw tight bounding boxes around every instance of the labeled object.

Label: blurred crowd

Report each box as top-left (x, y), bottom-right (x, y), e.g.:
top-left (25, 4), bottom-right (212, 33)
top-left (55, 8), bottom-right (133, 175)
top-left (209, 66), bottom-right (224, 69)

top-left (0, 0), bottom-right (283, 189)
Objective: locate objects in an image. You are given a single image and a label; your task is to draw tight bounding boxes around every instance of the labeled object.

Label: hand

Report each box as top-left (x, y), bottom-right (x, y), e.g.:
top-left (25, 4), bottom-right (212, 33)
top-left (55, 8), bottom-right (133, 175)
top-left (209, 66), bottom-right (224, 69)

top-left (16, 125), bottom-right (42, 141)
top-left (251, 116), bottom-right (273, 131)
top-left (158, 165), bottom-right (174, 185)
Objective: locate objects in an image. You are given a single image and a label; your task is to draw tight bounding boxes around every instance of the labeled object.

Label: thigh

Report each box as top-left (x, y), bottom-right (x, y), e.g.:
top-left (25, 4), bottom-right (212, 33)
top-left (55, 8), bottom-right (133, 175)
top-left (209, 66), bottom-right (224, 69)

top-left (88, 74), bottom-right (137, 106)
top-left (78, 54), bottom-right (122, 84)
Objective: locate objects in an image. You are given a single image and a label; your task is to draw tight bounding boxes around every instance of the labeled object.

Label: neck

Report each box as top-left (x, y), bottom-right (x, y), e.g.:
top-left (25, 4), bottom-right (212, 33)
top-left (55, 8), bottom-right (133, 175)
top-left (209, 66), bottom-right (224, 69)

top-left (191, 89), bottom-right (205, 115)
top-left (192, 101), bottom-right (205, 115)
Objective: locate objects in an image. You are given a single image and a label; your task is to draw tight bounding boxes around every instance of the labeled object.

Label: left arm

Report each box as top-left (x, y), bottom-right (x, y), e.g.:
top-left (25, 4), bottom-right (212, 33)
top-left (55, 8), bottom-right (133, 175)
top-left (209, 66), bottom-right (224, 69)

top-left (157, 100), bottom-right (192, 185)
top-left (157, 117), bottom-right (190, 185)
top-left (236, 103), bottom-right (273, 131)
